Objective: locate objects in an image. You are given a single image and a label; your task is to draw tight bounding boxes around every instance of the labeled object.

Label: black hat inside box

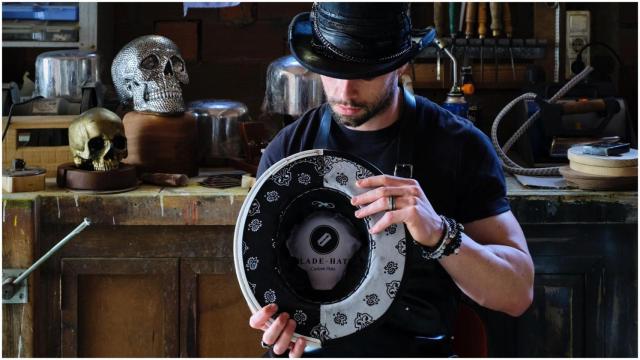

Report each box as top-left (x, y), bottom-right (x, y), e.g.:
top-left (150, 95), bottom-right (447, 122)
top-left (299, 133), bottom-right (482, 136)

top-left (234, 149), bottom-right (408, 348)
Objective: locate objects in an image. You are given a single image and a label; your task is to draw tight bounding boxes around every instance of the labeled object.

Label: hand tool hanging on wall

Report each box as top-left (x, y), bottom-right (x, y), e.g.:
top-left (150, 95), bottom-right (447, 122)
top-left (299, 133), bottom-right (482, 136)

top-left (464, 2), bottom-right (477, 43)
top-left (458, 2), bottom-right (467, 37)
top-left (434, 2), bottom-right (447, 83)
top-left (458, 3), bottom-right (468, 65)
top-left (503, 2), bottom-right (516, 80)
top-left (490, 2), bottom-right (502, 83)
top-left (449, 2), bottom-right (459, 54)
top-left (462, 2), bottom-right (477, 71)
top-left (477, 2), bottom-right (488, 82)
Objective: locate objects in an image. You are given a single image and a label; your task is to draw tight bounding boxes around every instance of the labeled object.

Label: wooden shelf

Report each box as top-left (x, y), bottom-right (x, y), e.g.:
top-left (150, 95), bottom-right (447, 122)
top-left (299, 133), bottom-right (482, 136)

top-left (410, 62), bottom-right (529, 90)
top-left (415, 38), bottom-right (548, 61)
top-left (2, 41), bottom-right (80, 48)
top-left (2, 3), bottom-right (96, 50)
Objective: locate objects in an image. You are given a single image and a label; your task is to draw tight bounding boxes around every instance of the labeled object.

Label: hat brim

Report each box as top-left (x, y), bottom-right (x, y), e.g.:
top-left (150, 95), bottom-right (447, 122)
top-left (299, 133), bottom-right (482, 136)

top-left (234, 149), bottom-right (409, 347)
top-left (289, 12), bottom-right (429, 80)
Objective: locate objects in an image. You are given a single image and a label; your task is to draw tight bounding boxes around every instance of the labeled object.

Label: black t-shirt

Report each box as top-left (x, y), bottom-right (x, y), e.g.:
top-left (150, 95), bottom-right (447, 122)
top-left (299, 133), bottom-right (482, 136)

top-left (258, 95), bottom-right (510, 353)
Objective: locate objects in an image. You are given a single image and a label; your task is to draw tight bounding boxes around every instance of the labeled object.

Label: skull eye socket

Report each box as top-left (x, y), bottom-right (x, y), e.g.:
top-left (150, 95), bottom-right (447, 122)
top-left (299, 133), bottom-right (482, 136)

top-left (88, 137), bottom-right (104, 153)
top-left (170, 56), bottom-right (185, 72)
top-left (113, 135), bottom-right (127, 150)
top-left (140, 55), bottom-right (160, 70)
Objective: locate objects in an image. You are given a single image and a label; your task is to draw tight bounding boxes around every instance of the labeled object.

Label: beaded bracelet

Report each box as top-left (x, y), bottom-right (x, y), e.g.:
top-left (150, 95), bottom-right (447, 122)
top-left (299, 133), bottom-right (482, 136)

top-left (418, 215), bottom-right (463, 260)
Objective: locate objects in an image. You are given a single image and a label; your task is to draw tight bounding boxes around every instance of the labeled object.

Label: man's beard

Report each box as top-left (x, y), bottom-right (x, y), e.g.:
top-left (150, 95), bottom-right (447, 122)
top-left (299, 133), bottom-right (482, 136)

top-left (328, 85), bottom-right (396, 128)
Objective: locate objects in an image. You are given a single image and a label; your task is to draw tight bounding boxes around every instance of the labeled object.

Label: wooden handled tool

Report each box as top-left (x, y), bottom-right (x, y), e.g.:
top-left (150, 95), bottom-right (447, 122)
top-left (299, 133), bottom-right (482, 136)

top-left (477, 3), bottom-right (488, 39)
top-left (434, 2), bottom-right (447, 39)
top-left (478, 2), bottom-right (488, 82)
top-left (489, 2), bottom-right (503, 37)
top-left (489, 2), bottom-right (502, 83)
top-left (141, 172), bottom-right (189, 187)
top-left (503, 2), bottom-right (516, 80)
top-left (465, 2), bottom-right (477, 39)
top-left (434, 3), bottom-right (446, 83)
top-left (449, 2), bottom-right (459, 39)
top-left (503, 2), bottom-right (513, 38)
top-left (560, 99), bottom-right (608, 114)
top-left (458, 2), bottom-right (467, 35)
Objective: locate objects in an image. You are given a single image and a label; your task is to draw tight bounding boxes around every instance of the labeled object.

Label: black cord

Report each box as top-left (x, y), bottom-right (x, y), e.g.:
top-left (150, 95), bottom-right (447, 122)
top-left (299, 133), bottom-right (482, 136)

top-left (572, 41), bottom-right (623, 75)
top-left (2, 96), bottom-right (44, 142)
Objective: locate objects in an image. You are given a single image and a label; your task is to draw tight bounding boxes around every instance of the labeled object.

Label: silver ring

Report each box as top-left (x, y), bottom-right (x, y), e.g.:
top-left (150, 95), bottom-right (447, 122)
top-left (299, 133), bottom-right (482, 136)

top-left (388, 196), bottom-right (396, 211)
top-left (260, 340), bottom-right (273, 349)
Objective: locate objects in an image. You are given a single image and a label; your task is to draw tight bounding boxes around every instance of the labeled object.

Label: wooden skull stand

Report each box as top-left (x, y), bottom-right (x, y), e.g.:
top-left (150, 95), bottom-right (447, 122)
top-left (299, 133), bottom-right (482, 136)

top-left (57, 163), bottom-right (138, 192)
top-left (122, 111), bottom-right (199, 177)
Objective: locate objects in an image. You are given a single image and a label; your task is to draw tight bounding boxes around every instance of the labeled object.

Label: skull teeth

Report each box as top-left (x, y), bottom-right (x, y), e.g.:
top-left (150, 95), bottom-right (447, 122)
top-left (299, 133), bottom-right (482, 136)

top-left (92, 160), bottom-right (119, 171)
top-left (148, 91), bottom-right (182, 101)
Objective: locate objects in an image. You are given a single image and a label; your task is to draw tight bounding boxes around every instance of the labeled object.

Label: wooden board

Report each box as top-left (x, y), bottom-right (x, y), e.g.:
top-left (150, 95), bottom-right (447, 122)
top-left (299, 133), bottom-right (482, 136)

top-left (180, 259), bottom-right (263, 357)
top-left (2, 173), bottom-right (46, 193)
top-left (559, 166), bottom-right (637, 190)
top-left (568, 147), bottom-right (638, 167)
top-left (570, 161), bottom-right (638, 177)
top-left (122, 111), bottom-right (198, 177)
top-left (2, 199), bottom-right (38, 358)
top-left (61, 258), bottom-right (179, 357)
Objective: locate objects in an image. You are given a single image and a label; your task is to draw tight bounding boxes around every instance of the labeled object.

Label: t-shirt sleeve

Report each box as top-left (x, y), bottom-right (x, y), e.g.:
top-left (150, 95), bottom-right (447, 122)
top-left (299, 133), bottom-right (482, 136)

top-left (455, 127), bottom-right (511, 224)
top-left (257, 130), bottom-right (287, 178)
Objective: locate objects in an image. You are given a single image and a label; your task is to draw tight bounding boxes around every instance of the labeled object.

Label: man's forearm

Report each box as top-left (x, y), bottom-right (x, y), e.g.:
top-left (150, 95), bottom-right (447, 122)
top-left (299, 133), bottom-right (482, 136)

top-left (439, 234), bottom-right (534, 317)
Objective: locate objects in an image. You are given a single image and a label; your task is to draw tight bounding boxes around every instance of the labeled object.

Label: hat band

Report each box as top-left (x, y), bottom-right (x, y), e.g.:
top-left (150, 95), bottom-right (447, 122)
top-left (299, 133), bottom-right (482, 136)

top-left (311, 17), bottom-right (415, 65)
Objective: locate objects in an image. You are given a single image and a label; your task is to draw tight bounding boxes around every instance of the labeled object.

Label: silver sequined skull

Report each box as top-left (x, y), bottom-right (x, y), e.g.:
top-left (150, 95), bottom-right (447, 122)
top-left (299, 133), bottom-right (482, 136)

top-left (69, 107), bottom-right (128, 171)
top-left (111, 35), bottom-right (189, 114)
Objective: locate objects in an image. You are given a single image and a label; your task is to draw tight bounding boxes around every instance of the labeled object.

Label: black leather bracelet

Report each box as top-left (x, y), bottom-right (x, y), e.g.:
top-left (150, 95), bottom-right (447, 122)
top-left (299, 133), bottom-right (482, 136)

top-left (441, 216), bottom-right (463, 257)
top-left (417, 215), bottom-right (463, 260)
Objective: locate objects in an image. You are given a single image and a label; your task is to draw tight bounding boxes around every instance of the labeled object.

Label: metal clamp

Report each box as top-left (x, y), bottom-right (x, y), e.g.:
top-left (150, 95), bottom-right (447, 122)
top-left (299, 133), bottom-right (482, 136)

top-left (2, 217), bottom-right (91, 304)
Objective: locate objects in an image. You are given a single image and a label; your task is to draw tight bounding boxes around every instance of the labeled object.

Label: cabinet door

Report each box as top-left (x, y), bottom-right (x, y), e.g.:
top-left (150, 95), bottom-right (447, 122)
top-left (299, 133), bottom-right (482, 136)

top-left (516, 256), bottom-right (605, 357)
top-left (181, 259), bottom-right (263, 357)
top-left (60, 258), bottom-right (179, 357)
top-left (481, 223), bottom-right (638, 357)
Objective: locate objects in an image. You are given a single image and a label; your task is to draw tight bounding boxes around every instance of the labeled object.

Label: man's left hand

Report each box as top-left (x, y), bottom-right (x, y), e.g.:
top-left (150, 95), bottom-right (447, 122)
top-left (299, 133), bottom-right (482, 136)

top-left (351, 175), bottom-right (443, 247)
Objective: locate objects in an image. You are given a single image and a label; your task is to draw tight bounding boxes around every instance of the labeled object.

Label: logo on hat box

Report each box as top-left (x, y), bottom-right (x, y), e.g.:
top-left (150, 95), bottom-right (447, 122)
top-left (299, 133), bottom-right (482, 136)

top-left (310, 225), bottom-right (339, 254)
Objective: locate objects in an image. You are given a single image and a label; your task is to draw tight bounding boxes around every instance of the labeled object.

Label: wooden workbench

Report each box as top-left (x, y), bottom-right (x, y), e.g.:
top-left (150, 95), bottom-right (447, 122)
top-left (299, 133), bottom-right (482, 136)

top-left (2, 176), bottom-right (637, 357)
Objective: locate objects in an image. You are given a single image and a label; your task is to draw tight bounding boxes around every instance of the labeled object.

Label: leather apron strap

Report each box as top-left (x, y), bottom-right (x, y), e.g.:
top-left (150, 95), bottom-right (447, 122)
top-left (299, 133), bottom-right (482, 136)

top-left (313, 86), bottom-right (417, 178)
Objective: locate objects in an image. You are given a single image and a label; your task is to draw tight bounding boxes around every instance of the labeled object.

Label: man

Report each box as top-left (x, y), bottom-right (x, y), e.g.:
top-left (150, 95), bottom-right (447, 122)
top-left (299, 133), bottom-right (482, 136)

top-left (249, 3), bottom-right (534, 357)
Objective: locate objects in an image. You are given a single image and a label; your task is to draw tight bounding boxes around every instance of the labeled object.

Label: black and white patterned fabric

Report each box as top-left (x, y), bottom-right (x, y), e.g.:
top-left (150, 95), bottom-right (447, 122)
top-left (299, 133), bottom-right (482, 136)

top-left (234, 149), bottom-right (407, 348)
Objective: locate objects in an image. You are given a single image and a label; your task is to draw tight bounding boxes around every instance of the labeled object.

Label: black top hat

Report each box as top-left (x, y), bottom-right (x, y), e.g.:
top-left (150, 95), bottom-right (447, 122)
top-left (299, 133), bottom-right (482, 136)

top-left (289, 3), bottom-right (436, 79)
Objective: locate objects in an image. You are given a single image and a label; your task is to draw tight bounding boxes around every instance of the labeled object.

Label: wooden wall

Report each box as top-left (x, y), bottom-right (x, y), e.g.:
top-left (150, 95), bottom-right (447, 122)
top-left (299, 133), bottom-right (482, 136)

top-left (1, 3), bottom-right (637, 138)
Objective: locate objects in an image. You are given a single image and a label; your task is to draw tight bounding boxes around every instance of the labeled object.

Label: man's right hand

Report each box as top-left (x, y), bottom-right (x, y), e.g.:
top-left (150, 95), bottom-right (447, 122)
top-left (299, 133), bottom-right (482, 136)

top-left (249, 303), bottom-right (307, 357)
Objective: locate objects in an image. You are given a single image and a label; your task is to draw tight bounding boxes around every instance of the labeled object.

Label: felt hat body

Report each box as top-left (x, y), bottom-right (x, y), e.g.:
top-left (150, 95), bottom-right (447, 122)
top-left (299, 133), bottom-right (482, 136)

top-left (289, 3), bottom-right (435, 79)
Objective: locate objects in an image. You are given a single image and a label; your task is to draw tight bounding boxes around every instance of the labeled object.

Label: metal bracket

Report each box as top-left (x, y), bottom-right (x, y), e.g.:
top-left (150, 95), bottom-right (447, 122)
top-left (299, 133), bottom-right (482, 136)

top-left (2, 217), bottom-right (91, 304)
top-left (3, 269), bottom-right (28, 304)
top-left (394, 164), bottom-right (414, 179)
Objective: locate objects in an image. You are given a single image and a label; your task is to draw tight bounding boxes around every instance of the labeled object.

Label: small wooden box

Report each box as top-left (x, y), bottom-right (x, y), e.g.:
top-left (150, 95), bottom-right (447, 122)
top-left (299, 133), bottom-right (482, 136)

top-left (2, 115), bottom-right (75, 178)
top-left (2, 173), bottom-right (46, 193)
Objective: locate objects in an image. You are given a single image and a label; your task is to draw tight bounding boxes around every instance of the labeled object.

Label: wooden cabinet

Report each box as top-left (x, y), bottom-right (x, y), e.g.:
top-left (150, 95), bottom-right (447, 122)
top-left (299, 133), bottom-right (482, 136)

top-left (61, 258), bottom-right (179, 357)
top-left (180, 259), bottom-right (264, 357)
top-left (476, 222), bottom-right (637, 357)
top-left (34, 224), bottom-right (264, 357)
top-left (2, 182), bottom-right (636, 357)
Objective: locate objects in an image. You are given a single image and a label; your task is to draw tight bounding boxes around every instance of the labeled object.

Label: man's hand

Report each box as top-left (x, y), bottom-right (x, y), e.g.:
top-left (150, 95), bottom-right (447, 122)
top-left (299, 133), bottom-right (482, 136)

top-left (351, 174), bottom-right (534, 316)
top-left (351, 175), bottom-right (443, 247)
top-left (249, 303), bottom-right (307, 357)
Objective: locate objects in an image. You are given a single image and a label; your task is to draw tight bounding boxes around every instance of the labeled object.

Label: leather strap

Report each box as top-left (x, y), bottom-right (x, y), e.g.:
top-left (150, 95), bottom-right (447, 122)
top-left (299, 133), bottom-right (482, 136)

top-left (313, 103), bottom-right (333, 150)
top-left (313, 86), bottom-right (417, 178)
